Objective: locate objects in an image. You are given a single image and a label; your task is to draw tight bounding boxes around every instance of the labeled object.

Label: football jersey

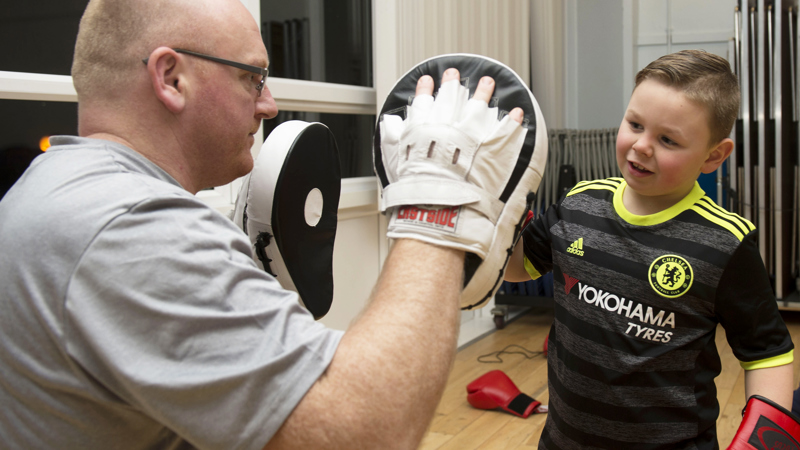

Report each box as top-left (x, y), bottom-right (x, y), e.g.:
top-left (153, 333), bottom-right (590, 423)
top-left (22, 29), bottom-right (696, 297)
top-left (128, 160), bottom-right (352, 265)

top-left (522, 178), bottom-right (794, 449)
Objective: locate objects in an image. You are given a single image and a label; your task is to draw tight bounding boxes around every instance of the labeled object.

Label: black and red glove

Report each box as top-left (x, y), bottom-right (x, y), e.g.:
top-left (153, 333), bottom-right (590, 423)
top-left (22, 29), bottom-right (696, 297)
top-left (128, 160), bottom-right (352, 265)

top-left (543, 335), bottom-right (548, 358)
top-left (728, 395), bottom-right (800, 449)
top-left (523, 209), bottom-right (534, 228)
top-left (466, 370), bottom-right (547, 418)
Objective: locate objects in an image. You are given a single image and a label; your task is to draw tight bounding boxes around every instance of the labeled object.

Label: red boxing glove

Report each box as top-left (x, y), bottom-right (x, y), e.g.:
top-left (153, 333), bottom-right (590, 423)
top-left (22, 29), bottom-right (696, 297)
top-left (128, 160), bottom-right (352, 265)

top-left (728, 395), bottom-right (800, 449)
top-left (466, 370), bottom-right (545, 418)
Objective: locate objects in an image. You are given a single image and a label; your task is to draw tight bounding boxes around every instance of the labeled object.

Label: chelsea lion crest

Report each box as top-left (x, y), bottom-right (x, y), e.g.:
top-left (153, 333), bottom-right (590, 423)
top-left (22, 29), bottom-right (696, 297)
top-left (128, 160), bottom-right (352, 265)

top-left (649, 255), bottom-right (693, 298)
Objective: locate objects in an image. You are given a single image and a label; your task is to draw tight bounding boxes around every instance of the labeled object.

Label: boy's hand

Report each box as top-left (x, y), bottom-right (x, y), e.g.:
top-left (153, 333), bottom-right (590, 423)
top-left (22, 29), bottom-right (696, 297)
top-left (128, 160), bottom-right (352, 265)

top-left (728, 395), bottom-right (800, 449)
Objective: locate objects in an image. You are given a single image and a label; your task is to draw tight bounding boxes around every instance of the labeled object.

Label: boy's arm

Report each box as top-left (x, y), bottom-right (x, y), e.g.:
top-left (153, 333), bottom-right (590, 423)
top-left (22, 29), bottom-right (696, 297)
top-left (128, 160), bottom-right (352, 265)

top-left (505, 206), bottom-right (559, 283)
top-left (744, 363), bottom-right (794, 410)
top-left (504, 239), bottom-right (531, 282)
top-left (729, 364), bottom-right (796, 449)
top-left (716, 232), bottom-right (795, 410)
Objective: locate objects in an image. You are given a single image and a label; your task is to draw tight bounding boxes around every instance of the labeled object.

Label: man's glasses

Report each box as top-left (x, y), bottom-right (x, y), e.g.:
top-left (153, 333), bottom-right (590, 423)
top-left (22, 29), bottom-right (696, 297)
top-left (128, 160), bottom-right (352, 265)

top-left (142, 48), bottom-right (268, 96)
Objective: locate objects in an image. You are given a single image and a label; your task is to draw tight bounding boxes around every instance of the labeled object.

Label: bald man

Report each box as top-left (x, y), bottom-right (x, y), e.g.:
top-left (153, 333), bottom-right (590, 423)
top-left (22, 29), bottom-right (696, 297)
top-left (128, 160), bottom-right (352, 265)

top-left (0, 0), bottom-right (524, 448)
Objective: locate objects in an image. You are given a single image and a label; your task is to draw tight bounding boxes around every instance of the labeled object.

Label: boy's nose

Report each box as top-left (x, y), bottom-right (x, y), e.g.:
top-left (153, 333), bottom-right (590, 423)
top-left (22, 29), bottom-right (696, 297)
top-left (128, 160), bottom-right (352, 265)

top-left (631, 136), bottom-right (654, 157)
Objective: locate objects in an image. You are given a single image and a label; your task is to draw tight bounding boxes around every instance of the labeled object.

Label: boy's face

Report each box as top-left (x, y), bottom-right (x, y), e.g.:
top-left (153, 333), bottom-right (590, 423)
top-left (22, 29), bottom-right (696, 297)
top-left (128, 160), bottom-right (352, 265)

top-left (616, 79), bottom-right (720, 213)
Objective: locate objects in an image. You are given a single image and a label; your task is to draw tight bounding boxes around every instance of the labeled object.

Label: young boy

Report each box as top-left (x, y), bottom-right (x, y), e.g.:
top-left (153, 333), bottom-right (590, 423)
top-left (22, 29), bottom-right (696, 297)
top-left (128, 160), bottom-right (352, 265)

top-left (506, 50), bottom-right (794, 449)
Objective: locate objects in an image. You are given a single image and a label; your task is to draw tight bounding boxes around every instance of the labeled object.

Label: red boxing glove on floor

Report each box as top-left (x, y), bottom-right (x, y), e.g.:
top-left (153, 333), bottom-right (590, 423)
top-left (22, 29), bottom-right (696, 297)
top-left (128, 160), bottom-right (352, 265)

top-left (728, 395), bottom-right (800, 449)
top-left (467, 370), bottom-right (543, 418)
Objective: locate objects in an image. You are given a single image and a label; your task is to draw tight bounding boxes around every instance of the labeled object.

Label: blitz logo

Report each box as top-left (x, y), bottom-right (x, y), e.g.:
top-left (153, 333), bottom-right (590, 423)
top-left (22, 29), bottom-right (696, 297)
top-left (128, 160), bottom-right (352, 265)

top-left (395, 205), bottom-right (460, 233)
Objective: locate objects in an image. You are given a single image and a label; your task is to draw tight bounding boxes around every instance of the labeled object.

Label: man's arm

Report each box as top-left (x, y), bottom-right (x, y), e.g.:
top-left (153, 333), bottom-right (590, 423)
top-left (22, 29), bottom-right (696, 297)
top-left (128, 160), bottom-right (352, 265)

top-left (264, 239), bottom-right (464, 449)
top-left (265, 69), bottom-right (523, 449)
top-left (744, 363), bottom-right (794, 410)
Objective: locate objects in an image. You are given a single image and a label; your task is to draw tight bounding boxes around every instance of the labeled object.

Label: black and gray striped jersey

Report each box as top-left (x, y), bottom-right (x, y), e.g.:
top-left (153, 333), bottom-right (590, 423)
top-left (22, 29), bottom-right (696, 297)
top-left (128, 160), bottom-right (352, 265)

top-left (522, 178), bottom-right (793, 450)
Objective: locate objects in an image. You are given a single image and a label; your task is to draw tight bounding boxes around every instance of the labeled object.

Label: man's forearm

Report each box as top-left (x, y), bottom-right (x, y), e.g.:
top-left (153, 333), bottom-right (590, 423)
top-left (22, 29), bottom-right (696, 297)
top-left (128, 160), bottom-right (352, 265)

top-left (266, 239), bottom-right (464, 449)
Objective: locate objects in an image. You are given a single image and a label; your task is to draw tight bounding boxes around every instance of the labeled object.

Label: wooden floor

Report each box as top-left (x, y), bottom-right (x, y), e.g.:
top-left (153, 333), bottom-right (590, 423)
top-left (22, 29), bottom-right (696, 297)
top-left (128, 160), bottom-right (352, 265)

top-left (419, 307), bottom-right (800, 449)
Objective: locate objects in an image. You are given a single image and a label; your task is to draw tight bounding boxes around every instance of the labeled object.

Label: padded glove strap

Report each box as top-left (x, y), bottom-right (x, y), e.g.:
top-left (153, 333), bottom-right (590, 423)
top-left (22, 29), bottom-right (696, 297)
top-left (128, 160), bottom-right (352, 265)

top-left (507, 393), bottom-right (538, 417)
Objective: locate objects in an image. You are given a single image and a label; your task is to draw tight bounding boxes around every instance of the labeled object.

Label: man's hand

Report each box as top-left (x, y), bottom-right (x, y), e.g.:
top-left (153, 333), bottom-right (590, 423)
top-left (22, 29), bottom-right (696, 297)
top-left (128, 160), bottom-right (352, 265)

top-left (378, 66), bottom-right (528, 259)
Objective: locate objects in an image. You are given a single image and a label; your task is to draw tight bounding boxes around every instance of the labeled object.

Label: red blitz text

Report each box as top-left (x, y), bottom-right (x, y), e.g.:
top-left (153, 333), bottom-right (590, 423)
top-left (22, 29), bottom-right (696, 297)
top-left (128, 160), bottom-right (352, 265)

top-left (396, 205), bottom-right (459, 230)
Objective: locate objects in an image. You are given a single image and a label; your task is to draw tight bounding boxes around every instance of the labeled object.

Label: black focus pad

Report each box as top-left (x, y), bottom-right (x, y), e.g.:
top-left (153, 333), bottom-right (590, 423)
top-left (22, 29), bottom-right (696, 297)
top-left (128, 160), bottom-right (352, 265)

top-left (233, 121), bottom-right (341, 320)
top-left (373, 53), bottom-right (539, 205)
top-left (372, 54), bottom-right (544, 302)
top-left (272, 124), bottom-right (341, 319)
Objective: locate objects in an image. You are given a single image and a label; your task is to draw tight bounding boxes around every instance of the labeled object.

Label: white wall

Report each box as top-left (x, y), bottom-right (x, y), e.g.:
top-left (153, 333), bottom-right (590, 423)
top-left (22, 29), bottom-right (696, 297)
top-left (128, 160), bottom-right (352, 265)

top-left (562, 0), bottom-right (626, 129)
top-left (563, 0), bottom-right (737, 130)
top-left (530, 0), bottom-right (566, 129)
top-left (631, 0), bottom-right (736, 75)
top-left (575, 0), bottom-right (626, 129)
top-left (320, 203), bottom-right (381, 331)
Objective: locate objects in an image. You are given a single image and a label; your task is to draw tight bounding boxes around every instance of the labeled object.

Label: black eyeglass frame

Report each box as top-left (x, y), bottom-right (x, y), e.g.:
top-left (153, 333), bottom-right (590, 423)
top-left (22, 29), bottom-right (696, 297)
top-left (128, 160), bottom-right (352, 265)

top-left (142, 48), bottom-right (268, 96)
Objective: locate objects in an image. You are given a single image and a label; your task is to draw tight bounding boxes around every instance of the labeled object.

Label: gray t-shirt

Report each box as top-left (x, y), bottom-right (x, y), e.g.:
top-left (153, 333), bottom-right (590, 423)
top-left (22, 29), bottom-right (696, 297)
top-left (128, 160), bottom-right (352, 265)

top-left (0, 136), bottom-right (343, 449)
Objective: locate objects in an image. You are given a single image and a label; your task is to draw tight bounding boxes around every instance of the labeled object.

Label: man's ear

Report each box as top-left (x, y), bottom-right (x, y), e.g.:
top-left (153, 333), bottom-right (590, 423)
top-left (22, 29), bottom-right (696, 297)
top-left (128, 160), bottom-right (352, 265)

top-left (144, 47), bottom-right (186, 113)
top-left (701, 137), bottom-right (734, 174)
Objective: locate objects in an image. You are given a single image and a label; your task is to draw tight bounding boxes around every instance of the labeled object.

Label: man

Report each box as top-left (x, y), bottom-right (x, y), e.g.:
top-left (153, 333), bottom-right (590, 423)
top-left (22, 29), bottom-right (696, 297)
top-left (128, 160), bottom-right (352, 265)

top-left (0, 0), bottom-right (525, 448)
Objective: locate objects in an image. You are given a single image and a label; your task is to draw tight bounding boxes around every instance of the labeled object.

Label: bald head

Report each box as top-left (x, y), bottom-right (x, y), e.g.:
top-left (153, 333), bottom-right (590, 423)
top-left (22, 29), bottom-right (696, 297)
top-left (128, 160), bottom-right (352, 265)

top-left (72, 0), bottom-right (253, 103)
top-left (71, 0), bottom-right (274, 192)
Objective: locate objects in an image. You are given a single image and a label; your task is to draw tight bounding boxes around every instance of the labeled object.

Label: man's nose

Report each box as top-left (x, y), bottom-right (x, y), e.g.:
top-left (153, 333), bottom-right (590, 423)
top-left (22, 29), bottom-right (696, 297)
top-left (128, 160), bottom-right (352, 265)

top-left (256, 85), bottom-right (279, 120)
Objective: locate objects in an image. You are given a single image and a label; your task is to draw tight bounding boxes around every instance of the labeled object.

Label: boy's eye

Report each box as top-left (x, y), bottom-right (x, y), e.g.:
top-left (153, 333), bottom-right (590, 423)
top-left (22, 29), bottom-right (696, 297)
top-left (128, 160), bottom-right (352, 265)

top-left (661, 136), bottom-right (678, 146)
top-left (629, 121), bottom-right (642, 130)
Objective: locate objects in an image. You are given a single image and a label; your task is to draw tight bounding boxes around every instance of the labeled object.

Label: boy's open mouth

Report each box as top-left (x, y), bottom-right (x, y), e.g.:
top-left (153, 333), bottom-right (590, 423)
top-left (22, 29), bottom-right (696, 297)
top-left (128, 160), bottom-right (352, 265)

top-left (629, 161), bottom-right (652, 174)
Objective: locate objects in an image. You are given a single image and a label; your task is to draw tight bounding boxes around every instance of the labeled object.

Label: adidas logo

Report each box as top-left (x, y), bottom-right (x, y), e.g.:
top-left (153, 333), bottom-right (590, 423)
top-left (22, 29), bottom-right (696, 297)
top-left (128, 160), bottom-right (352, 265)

top-left (566, 238), bottom-right (584, 256)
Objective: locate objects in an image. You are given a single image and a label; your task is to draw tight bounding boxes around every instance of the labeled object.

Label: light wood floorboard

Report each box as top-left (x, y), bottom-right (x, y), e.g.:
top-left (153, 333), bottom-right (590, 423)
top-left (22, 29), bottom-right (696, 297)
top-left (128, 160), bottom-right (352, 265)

top-left (419, 307), bottom-right (800, 449)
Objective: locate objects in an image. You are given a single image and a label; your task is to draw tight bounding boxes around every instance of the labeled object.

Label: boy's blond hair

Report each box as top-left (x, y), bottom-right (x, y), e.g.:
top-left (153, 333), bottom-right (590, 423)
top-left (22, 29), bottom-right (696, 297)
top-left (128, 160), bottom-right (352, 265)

top-left (634, 50), bottom-right (740, 145)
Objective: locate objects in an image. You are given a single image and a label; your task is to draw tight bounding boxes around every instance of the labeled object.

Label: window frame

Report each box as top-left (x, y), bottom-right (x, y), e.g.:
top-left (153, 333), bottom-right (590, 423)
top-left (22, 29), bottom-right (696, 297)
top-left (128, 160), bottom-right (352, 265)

top-left (0, 0), bottom-right (379, 214)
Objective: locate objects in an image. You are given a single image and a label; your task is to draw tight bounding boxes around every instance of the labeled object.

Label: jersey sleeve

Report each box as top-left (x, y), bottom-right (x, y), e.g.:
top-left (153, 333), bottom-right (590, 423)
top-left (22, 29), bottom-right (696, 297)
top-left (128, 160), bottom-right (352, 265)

top-left (521, 202), bottom-right (560, 280)
top-left (64, 194), bottom-right (343, 450)
top-left (716, 230), bottom-right (794, 368)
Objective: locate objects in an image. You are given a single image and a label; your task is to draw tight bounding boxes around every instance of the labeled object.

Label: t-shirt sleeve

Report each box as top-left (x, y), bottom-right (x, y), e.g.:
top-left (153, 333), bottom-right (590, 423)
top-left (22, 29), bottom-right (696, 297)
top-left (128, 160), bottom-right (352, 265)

top-left (521, 203), bottom-right (558, 279)
top-left (64, 194), bottom-right (343, 450)
top-left (716, 231), bottom-right (794, 367)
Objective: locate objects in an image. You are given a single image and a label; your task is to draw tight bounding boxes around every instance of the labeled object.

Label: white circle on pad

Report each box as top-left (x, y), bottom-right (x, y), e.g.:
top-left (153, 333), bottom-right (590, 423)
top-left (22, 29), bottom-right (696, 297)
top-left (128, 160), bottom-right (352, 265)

top-left (304, 188), bottom-right (323, 226)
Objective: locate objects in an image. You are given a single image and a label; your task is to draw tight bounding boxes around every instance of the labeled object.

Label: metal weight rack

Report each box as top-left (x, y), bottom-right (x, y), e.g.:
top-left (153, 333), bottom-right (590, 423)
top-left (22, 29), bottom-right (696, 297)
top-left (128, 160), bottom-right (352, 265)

top-left (732, 0), bottom-right (800, 308)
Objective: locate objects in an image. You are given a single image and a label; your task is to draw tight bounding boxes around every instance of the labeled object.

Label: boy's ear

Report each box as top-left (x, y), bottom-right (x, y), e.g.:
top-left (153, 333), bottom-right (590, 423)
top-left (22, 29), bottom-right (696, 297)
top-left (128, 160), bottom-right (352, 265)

top-left (700, 138), bottom-right (734, 174)
top-left (144, 47), bottom-right (187, 114)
